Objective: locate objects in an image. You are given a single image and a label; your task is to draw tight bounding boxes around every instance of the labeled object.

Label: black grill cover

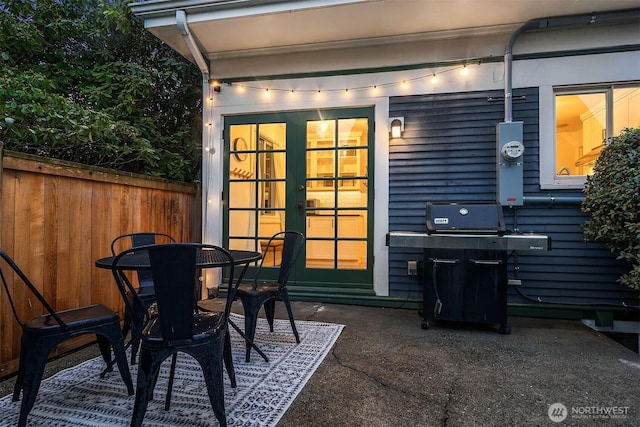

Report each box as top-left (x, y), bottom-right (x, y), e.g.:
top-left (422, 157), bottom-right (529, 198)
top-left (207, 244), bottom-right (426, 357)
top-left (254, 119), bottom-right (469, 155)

top-left (425, 202), bottom-right (507, 235)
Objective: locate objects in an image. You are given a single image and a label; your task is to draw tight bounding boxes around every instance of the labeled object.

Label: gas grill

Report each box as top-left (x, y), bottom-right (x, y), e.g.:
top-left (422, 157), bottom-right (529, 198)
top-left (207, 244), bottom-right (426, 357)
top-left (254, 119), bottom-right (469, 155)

top-left (386, 202), bottom-right (551, 334)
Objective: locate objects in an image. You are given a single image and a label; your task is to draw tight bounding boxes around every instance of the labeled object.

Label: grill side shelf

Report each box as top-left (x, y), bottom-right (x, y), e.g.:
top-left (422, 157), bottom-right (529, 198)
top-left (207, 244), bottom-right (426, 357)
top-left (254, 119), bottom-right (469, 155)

top-left (386, 231), bottom-right (551, 252)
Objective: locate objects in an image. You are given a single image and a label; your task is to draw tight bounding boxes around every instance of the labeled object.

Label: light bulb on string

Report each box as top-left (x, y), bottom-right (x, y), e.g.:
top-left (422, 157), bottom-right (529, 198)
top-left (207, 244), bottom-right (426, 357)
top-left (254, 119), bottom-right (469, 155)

top-left (233, 60), bottom-right (478, 99)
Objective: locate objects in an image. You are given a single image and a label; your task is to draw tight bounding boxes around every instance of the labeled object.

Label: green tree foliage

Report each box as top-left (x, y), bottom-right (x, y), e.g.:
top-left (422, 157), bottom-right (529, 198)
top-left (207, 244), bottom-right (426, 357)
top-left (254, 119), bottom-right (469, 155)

top-left (582, 127), bottom-right (640, 290)
top-left (0, 0), bottom-right (202, 182)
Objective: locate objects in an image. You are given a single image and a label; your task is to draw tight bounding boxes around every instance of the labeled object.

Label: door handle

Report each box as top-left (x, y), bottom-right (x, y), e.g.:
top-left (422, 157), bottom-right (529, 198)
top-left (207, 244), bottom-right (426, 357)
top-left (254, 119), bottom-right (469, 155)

top-left (297, 200), bottom-right (305, 215)
top-left (297, 185), bottom-right (305, 191)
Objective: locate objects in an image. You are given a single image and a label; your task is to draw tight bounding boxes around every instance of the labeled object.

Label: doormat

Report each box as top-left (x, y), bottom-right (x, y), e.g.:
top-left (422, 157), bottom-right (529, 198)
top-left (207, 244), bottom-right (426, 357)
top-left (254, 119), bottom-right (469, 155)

top-left (0, 313), bottom-right (344, 426)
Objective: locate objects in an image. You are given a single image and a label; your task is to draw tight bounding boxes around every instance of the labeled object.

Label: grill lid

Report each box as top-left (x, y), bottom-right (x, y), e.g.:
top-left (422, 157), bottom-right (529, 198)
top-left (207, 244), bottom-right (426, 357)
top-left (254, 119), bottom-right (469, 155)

top-left (426, 202), bottom-right (507, 235)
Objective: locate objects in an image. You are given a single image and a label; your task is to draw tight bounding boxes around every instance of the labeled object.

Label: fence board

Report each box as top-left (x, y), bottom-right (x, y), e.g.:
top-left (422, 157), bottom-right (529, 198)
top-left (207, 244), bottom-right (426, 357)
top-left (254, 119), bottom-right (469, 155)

top-left (0, 151), bottom-right (199, 377)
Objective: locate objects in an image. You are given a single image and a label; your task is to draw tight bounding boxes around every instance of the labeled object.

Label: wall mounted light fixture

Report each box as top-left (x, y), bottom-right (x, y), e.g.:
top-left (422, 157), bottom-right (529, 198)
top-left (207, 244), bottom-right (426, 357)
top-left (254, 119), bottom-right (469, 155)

top-left (211, 80), bottom-right (221, 92)
top-left (390, 117), bottom-right (404, 138)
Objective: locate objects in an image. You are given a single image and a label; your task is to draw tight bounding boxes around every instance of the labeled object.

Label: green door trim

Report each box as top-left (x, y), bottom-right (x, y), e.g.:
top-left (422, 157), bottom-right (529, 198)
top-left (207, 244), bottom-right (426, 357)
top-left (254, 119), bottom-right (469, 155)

top-left (222, 107), bottom-right (375, 289)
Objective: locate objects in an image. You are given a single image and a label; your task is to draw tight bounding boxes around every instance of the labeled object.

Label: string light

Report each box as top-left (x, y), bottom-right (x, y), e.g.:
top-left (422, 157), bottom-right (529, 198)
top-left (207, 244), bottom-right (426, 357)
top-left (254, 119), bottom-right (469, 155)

top-left (220, 61), bottom-right (480, 98)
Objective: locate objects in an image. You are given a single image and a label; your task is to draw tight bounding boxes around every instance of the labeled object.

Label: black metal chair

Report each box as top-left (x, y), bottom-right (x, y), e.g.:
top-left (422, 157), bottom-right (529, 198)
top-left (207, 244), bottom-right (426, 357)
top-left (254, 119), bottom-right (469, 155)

top-left (110, 232), bottom-right (175, 364)
top-left (234, 231), bottom-right (304, 362)
top-left (0, 249), bottom-right (134, 427)
top-left (111, 243), bottom-right (235, 427)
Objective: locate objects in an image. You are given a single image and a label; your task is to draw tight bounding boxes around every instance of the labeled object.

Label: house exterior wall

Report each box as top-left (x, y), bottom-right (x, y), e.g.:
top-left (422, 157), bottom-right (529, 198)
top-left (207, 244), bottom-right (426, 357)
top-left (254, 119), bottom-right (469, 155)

top-left (202, 22), bottom-right (639, 306)
top-left (388, 87), bottom-right (638, 309)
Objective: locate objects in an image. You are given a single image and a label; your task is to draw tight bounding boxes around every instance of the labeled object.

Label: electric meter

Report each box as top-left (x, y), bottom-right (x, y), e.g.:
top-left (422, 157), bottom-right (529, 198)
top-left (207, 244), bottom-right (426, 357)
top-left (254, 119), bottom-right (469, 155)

top-left (500, 140), bottom-right (525, 161)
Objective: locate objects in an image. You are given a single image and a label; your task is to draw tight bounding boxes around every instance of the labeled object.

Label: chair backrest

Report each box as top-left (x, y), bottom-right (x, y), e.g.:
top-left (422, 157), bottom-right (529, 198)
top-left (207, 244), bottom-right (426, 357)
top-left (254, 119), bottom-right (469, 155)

top-left (112, 244), bottom-right (234, 344)
top-left (110, 232), bottom-right (176, 256)
top-left (257, 231), bottom-right (305, 287)
top-left (0, 249), bottom-right (67, 329)
top-left (110, 233), bottom-right (176, 292)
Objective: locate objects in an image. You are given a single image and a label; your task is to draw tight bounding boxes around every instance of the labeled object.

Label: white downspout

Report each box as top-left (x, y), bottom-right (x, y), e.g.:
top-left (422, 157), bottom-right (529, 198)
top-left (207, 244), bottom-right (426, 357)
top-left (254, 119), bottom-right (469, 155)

top-left (176, 10), bottom-right (209, 76)
top-left (177, 10), bottom-right (214, 293)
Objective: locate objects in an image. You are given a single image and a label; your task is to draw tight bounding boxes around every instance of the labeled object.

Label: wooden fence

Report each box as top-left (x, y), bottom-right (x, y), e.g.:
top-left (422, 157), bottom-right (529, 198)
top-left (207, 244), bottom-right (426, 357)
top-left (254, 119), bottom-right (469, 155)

top-left (0, 150), bottom-right (200, 377)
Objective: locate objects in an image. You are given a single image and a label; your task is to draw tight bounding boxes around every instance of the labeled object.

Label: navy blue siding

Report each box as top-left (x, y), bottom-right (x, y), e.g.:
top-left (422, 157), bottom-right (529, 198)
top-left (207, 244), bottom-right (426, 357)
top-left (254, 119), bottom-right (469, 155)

top-left (388, 88), bottom-right (638, 308)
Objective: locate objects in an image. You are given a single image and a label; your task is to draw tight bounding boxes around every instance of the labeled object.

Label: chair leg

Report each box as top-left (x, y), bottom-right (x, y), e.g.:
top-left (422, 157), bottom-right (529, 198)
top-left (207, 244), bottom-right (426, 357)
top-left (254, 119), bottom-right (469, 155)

top-left (96, 335), bottom-right (113, 371)
top-left (107, 331), bottom-right (135, 396)
top-left (16, 344), bottom-right (50, 427)
top-left (240, 297), bottom-right (260, 362)
top-left (18, 369), bottom-right (45, 427)
top-left (280, 291), bottom-right (300, 343)
top-left (12, 344), bottom-right (27, 402)
top-left (129, 309), bottom-right (145, 365)
top-left (264, 299), bottom-right (276, 332)
top-left (199, 348), bottom-right (227, 426)
top-left (164, 354), bottom-right (178, 411)
top-left (121, 305), bottom-right (132, 340)
top-left (223, 330), bottom-right (236, 388)
top-left (131, 349), bottom-right (164, 427)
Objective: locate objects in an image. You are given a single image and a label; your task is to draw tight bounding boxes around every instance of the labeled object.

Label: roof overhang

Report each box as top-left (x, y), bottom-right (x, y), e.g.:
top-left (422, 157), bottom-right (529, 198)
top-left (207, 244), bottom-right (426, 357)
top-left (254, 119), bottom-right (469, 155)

top-left (129, 0), bottom-right (640, 78)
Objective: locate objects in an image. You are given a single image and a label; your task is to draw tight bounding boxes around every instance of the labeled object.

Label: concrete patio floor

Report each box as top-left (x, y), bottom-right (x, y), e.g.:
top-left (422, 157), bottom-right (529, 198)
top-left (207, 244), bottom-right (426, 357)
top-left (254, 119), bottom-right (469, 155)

top-left (1, 301), bottom-right (639, 426)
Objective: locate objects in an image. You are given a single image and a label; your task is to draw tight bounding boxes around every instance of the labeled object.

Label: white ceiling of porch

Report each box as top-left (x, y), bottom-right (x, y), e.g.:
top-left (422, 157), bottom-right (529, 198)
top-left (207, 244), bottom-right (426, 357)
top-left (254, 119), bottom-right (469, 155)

top-left (131, 0), bottom-right (639, 75)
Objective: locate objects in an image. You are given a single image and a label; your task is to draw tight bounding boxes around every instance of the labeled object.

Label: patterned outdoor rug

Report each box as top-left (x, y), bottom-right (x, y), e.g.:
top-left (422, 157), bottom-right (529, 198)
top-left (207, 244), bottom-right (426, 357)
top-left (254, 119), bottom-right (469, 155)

top-left (0, 313), bottom-right (344, 426)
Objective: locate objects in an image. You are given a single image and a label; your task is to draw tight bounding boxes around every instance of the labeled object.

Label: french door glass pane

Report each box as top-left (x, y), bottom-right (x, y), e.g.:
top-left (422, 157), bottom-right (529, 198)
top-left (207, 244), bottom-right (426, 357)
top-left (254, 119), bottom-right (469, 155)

top-left (228, 123), bottom-right (286, 252)
top-left (305, 117), bottom-right (368, 269)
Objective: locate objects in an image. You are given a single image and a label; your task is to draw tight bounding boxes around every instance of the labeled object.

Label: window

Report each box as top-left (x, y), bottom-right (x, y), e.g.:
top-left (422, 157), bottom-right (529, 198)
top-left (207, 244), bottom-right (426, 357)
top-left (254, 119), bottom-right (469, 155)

top-left (540, 82), bottom-right (640, 189)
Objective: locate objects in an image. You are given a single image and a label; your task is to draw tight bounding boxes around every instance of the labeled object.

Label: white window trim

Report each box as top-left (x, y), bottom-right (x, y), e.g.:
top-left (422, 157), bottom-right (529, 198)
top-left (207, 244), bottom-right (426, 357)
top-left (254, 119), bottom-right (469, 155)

top-left (540, 85), bottom-right (587, 190)
top-left (540, 82), bottom-right (640, 190)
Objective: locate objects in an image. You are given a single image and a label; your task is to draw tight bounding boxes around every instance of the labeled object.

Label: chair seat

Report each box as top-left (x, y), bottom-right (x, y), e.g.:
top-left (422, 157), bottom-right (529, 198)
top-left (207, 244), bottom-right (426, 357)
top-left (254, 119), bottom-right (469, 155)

top-left (23, 304), bottom-right (119, 334)
top-left (236, 282), bottom-right (281, 295)
top-left (142, 312), bottom-right (224, 346)
top-left (197, 298), bottom-right (226, 313)
top-left (136, 288), bottom-right (155, 299)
